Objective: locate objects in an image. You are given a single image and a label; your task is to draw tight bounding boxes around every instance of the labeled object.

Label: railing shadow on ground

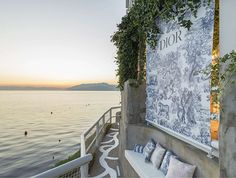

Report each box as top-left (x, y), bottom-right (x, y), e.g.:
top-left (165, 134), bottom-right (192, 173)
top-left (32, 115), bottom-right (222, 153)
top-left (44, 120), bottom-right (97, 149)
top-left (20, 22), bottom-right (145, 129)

top-left (32, 106), bottom-right (121, 178)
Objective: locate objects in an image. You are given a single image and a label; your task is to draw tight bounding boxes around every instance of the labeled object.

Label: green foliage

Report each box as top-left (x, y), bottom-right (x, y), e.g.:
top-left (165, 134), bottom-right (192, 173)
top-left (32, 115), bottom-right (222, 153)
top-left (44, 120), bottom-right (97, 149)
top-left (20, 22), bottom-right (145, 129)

top-left (220, 51), bottom-right (236, 87)
top-left (204, 51), bottom-right (236, 103)
top-left (112, 0), bottom-right (212, 90)
top-left (111, 14), bottom-right (140, 90)
top-left (55, 150), bottom-right (81, 167)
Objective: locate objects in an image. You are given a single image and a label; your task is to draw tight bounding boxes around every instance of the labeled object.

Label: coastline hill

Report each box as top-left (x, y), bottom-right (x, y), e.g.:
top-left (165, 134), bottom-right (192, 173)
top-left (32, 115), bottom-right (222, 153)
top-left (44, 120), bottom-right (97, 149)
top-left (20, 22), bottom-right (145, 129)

top-left (0, 83), bottom-right (118, 91)
top-left (67, 83), bottom-right (118, 91)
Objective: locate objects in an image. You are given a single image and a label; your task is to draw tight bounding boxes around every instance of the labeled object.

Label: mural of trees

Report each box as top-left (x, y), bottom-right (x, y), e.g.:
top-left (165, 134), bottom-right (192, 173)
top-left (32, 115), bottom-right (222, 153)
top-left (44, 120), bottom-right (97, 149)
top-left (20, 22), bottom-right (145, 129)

top-left (146, 2), bottom-right (214, 145)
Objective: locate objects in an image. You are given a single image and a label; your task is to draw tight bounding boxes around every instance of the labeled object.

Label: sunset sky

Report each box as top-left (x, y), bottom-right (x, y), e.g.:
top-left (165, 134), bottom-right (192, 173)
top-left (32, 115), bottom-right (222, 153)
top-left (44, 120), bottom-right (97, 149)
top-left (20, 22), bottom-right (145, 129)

top-left (0, 0), bottom-right (126, 88)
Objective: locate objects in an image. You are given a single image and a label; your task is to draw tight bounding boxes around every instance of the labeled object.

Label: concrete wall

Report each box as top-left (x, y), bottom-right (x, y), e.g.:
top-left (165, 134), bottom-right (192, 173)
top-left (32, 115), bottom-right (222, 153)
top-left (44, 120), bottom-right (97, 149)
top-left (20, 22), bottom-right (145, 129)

top-left (219, 1), bottom-right (236, 177)
top-left (220, 74), bottom-right (236, 178)
top-left (126, 124), bottom-right (219, 178)
top-left (119, 80), bottom-right (146, 176)
top-left (121, 80), bottom-right (146, 125)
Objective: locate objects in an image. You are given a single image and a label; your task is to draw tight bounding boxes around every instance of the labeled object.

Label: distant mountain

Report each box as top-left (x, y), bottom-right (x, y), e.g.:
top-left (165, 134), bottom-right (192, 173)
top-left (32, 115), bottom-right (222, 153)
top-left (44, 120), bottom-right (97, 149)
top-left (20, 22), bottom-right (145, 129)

top-left (67, 83), bottom-right (118, 91)
top-left (0, 83), bottom-right (119, 91)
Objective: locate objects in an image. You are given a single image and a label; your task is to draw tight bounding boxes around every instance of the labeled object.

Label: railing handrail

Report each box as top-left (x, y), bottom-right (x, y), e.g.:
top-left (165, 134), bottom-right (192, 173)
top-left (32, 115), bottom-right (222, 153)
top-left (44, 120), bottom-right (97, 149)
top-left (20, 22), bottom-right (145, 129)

top-left (32, 154), bottom-right (92, 178)
top-left (83, 106), bottom-right (121, 137)
top-left (80, 106), bottom-right (121, 153)
top-left (80, 106), bottom-right (121, 177)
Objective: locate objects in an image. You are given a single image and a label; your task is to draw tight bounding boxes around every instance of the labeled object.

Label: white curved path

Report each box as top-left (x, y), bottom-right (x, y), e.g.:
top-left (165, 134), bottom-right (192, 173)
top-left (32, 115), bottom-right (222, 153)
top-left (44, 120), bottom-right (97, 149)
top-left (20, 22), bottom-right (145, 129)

top-left (91, 127), bottom-right (120, 178)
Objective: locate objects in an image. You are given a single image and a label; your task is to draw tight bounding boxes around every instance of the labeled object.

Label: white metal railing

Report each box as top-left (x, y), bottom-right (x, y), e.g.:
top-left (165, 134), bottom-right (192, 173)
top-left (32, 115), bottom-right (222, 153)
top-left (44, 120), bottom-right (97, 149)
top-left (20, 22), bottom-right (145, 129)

top-left (80, 106), bottom-right (121, 177)
top-left (32, 106), bottom-right (121, 178)
top-left (32, 154), bottom-right (92, 178)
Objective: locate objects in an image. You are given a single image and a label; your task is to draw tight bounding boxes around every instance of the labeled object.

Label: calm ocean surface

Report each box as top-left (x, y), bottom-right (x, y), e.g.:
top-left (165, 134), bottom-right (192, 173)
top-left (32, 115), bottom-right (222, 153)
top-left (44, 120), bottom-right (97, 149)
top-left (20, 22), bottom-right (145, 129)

top-left (0, 91), bottom-right (121, 177)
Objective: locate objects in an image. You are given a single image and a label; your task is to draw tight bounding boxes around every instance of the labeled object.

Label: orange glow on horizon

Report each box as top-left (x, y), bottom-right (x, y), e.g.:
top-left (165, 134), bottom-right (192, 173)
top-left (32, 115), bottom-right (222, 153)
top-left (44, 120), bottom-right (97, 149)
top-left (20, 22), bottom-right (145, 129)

top-left (0, 0), bottom-right (125, 90)
top-left (0, 79), bottom-right (118, 88)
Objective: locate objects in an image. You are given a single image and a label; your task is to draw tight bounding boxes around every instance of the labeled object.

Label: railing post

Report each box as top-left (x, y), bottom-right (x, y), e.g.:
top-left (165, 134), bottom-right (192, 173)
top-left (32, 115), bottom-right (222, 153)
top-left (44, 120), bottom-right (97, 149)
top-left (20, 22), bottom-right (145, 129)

top-left (95, 122), bottom-right (99, 147)
top-left (116, 111), bottom-right (121, 124)
top-left (109, 109), bottom-right (112, 123)
top-left (102, 114), bottom-right (105, 125)
top-left (80, 134), bottom-right (89, 178)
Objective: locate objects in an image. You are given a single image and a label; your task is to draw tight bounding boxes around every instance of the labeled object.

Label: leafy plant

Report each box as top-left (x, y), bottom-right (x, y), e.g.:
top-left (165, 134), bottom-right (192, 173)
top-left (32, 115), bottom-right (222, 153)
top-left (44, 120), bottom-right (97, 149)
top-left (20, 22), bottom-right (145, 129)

top-left (55, 150), bottom-right (81, 167)
top-left (220, 51), bottom-right (236, 87)
top-left (112, 0), bottom-right (213, 90)
top-left (204, 51), bottom-right (236, 103)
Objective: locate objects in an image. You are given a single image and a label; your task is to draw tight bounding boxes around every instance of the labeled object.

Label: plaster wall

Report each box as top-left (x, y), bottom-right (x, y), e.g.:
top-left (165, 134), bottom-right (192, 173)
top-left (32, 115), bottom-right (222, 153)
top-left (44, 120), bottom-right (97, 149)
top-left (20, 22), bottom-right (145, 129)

top-left (119, 80), bottom-right (146, 176)
top-left (219, 74), bottom-right (236, 178)
top-left (219, 1), bottom-right (236, 177)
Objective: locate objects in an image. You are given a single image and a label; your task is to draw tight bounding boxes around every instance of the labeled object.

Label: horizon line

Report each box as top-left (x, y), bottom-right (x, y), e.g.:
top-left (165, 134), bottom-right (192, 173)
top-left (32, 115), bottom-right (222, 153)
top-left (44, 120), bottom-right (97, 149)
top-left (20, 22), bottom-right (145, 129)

top-left (0, 81), bottom-right (118, 88)
top-left (0, 82), bottom-right (118, 90)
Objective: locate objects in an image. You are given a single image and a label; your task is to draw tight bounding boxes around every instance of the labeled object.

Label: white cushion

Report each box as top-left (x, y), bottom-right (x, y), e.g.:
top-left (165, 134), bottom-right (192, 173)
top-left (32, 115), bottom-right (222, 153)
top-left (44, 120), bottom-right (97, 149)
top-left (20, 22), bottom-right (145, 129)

top-left (165, 157), bottom-right (196, 178)
top-left (150, 144), bottom-right (166, 168)
top-left (125, 150), bottom-right (165, 178)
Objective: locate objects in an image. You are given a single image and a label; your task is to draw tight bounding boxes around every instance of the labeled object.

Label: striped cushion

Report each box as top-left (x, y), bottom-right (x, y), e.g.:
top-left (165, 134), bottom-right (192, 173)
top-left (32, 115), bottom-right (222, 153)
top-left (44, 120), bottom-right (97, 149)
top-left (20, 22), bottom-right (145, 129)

top-left (133, 144), bottom-right (144, 153)
top-left (159, 150), bottom-right (177, 175)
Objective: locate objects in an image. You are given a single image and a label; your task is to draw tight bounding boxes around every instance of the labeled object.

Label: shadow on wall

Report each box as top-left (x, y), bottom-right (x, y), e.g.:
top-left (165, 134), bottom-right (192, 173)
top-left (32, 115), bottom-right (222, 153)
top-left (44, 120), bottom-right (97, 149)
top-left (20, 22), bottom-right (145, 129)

top-left (121, 80), bottom-right (146, 125)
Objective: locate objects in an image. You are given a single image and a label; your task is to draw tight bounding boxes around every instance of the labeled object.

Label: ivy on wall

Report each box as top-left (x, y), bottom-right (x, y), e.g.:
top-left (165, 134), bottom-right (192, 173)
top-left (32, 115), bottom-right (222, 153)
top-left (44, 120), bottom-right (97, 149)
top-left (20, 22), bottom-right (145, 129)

top-left (112, 0), bottom-right (212, 90)
top-left (206, 51), bottom-right (236, 103)
top-left (220, 51), bottom-right (236, 87)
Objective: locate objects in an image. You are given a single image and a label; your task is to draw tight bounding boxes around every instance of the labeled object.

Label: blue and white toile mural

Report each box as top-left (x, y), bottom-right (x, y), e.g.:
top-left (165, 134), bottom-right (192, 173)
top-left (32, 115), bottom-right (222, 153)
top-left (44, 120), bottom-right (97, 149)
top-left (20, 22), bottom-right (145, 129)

top-left (146, 1), bottom-right (215, 145)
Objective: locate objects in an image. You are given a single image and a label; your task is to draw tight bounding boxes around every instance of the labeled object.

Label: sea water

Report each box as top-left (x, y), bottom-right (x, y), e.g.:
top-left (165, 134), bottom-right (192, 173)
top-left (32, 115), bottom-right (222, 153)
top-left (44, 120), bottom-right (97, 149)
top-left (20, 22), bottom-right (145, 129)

top-left (0, 91), bottom-right (120, 177)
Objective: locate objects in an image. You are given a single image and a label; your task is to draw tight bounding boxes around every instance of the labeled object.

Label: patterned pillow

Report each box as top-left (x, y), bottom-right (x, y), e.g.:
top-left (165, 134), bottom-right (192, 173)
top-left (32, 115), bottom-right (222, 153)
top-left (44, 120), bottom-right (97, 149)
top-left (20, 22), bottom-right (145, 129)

top-left (159, 150), bottom-right (177, 175)
top-left (143, 139), bottom-right (156, 162)
top-left (165, 157), bottom-right (196, 178)
top-left (133, 144), bottom-right (144, 153)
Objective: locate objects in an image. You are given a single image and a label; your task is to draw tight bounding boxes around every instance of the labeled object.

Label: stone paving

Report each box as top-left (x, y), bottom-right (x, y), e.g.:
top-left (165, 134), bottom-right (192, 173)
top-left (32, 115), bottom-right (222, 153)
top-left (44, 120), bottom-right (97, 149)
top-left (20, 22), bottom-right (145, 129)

top-left (89, 124), bottom-right (121, 178)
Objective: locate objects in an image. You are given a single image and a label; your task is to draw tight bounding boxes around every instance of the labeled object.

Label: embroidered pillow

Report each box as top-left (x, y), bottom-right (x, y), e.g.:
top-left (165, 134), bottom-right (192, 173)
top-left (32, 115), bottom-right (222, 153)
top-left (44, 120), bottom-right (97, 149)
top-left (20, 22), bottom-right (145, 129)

top-left (159, 150), bottom-right (176, 175)
top-left (150, 144), bottom-right (166, 168)
top-left (133, 144), bottom-right (144, 153)
top-left (165, 157), bottom-right (196, 178)
top-left (143, 139), bottom-right (156, 162)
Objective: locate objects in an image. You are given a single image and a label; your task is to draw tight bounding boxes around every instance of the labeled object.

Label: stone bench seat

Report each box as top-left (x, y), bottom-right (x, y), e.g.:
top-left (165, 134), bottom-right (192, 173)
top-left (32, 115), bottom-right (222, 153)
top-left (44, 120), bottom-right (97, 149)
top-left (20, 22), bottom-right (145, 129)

top-left (125, 150), bottom-right (165, 178)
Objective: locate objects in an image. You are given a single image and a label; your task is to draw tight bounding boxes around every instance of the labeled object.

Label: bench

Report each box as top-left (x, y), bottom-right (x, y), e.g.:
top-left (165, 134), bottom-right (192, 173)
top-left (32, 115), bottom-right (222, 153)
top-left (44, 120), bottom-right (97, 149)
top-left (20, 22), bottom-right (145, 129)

top-left (125, 150), bottom-right (165, 178)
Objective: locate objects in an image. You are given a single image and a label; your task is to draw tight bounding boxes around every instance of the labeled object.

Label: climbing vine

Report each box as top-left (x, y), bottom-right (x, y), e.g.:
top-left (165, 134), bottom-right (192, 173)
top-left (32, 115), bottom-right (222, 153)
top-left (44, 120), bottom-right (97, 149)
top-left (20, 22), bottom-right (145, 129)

top-left (205, 51), bottom-right (236, 103)
top-left (220, 51), bottom-right (236, 87)
top-left (112, 0), bottom-right (212, 90)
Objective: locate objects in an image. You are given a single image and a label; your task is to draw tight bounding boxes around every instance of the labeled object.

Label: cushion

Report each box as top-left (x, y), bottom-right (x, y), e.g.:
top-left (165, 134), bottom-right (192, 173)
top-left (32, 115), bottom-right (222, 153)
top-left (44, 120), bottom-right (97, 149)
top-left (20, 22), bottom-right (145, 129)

top-left (125, 150), bottom-right (165, 178)
top-left (143, 139), bottom-right (156, 162)
top-left (133, 144), bottom-right (144, 153)
top-left (159, 150), bottom-right (176, 175)
top-left (165, 157), bottom-right (196, 178)
top-left (150, 144), bottom-right (166, 168)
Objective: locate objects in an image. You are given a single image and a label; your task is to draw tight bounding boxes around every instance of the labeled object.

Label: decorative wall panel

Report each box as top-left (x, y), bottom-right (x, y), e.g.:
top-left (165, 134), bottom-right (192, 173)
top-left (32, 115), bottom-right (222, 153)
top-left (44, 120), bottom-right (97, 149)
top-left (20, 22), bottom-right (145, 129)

top-left (146, 2), bottom-right (215, 145)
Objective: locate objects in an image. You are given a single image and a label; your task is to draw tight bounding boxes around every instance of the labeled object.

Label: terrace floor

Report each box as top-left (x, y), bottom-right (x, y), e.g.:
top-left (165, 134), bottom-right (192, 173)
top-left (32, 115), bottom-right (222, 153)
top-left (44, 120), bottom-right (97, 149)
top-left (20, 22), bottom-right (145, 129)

top-left (89, 124), bottom-right (122, 178)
